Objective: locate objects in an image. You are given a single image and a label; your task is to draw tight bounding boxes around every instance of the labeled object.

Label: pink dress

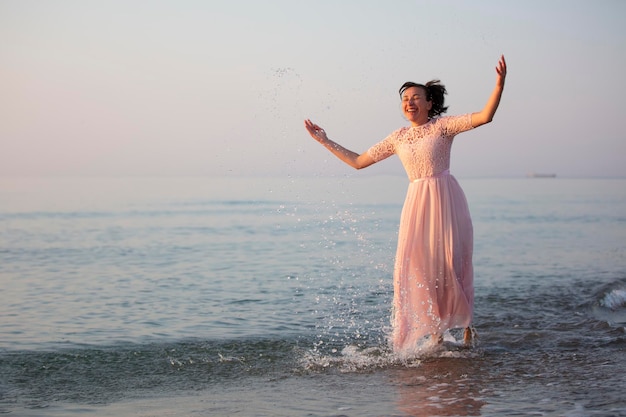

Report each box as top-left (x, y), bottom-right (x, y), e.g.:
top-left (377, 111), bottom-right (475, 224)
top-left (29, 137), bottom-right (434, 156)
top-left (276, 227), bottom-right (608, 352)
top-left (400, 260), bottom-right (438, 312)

top-left (367, 114), bottom-right (475, 354)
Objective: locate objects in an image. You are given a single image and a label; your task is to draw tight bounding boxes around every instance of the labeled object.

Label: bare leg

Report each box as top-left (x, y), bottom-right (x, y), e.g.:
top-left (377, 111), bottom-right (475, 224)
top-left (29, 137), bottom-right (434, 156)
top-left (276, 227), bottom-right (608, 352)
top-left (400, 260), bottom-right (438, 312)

top-left (431, 333), bottom-right (444, 344)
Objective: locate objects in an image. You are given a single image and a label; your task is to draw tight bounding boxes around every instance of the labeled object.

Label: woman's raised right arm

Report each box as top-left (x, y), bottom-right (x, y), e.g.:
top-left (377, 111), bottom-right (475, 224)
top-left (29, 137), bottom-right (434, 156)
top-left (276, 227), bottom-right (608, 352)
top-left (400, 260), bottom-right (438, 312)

top-left (304, 119), bottom-right (375, 170)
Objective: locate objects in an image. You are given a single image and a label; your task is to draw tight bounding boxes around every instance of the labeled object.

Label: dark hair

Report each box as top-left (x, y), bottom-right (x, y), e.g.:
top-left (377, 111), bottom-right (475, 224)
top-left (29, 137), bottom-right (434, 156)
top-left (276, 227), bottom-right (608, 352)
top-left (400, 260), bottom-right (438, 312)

top-left (399, 80), bottom-right (448, 118)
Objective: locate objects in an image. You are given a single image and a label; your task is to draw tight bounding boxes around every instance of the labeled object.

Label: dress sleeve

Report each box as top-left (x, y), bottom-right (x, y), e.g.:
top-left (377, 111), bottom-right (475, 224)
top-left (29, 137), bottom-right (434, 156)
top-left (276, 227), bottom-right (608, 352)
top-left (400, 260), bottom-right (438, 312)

top-left (440, 114), bottom-right (474, 137)
top-left (366, 129), bottom-right (399, 162)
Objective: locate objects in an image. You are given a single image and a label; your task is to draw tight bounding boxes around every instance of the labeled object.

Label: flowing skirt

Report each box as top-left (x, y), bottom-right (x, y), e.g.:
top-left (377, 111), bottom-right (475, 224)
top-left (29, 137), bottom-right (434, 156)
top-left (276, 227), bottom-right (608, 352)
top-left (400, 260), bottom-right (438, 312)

top-left (391, 171), bottom-right (474, 354)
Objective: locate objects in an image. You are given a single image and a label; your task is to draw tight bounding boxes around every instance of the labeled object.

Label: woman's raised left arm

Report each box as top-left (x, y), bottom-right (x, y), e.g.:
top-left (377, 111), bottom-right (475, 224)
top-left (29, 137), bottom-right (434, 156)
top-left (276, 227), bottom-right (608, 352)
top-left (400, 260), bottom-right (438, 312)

top-left (471, 55), bottom-right (507, 128)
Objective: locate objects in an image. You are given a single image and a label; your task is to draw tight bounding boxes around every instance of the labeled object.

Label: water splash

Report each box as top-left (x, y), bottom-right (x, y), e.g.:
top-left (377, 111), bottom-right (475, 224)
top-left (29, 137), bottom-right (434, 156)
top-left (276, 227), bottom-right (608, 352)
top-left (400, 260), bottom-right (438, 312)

top-left (300, 332), bottom-right (480, 374)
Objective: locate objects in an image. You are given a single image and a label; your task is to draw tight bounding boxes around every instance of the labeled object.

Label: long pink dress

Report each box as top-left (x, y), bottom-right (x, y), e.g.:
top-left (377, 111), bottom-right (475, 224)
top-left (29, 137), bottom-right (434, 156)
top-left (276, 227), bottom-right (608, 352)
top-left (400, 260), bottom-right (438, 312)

top-left (367, 114), bottom-right (475, 354)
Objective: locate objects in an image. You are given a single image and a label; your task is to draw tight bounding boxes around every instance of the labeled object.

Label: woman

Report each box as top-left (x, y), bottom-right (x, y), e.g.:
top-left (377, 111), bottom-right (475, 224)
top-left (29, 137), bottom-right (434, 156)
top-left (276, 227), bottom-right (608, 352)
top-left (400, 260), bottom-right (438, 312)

top-left (304, 55), bottom-right (507, 355)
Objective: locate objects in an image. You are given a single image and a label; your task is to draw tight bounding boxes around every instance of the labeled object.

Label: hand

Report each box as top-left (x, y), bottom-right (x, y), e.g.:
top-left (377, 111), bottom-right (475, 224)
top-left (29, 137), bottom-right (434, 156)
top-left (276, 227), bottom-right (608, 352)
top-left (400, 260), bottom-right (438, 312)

top-left (304, 119), bottom-right (328, 143)
top-left (496, 55), bottom-right (507, 87)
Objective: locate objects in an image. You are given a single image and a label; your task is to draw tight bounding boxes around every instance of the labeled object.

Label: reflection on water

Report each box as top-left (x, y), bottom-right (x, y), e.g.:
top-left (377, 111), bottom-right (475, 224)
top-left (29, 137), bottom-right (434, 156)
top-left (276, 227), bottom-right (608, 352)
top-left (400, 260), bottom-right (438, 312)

top-left (391, 357), bottom-right (487, 417)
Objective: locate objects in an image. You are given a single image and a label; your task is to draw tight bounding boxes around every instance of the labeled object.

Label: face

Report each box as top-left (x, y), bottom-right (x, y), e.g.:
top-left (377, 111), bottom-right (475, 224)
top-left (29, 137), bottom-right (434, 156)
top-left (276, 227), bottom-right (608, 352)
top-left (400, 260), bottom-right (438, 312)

top-left (401, 86), bottom-right (432, 126)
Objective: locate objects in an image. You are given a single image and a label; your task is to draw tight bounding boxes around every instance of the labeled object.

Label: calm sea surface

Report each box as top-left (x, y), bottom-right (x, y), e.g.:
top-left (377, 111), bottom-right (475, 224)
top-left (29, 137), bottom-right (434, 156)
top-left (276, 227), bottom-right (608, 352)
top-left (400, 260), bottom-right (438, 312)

top-left (1, 176), bottom-right (625, 416)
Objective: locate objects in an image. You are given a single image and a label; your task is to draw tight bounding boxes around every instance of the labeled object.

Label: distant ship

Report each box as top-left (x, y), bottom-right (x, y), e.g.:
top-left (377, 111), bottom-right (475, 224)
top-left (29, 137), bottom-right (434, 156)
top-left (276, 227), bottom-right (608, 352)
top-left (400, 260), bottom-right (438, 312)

top-left (527, 172), bottom-right (557, 178)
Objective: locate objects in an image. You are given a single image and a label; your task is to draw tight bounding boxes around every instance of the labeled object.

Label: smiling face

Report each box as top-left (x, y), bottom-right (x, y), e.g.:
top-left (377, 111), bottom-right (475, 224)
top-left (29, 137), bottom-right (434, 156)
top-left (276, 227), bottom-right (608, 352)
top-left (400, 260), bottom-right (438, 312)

top-left (401, 86), bottom-right (432, 126)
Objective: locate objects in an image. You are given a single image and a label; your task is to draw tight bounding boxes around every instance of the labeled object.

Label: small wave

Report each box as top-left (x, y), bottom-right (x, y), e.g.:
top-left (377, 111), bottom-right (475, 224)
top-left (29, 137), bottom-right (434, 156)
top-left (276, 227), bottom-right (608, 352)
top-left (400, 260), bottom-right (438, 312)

top-left (590, 281), bottom-right (626, 327)
top-left (600, 289), bottom-right (626, 311)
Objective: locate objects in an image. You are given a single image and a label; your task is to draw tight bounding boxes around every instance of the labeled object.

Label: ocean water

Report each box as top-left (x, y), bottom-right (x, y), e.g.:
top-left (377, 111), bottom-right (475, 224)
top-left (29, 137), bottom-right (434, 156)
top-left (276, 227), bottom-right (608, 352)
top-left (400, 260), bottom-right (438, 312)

top-left (1, 176), bottom-right (625, 417)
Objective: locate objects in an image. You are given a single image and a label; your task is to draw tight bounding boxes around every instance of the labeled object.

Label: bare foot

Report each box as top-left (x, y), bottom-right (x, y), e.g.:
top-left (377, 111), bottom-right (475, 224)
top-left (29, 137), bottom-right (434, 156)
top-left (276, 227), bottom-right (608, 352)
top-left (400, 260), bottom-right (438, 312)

top-left (463, 327), bottom-right (477, 346)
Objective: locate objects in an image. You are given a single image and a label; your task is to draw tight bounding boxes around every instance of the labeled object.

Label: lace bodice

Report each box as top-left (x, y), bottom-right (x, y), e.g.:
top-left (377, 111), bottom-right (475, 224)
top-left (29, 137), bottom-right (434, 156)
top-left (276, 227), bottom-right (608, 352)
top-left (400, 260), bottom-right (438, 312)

top-left (367, 114), bottom-right (473, 181)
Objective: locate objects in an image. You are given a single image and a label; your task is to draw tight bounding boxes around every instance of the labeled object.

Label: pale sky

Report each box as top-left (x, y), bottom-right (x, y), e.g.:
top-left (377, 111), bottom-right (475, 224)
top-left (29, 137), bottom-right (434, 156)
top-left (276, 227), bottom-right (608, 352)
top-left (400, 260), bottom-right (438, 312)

top-left (1, 0), bottom-right (624, 178)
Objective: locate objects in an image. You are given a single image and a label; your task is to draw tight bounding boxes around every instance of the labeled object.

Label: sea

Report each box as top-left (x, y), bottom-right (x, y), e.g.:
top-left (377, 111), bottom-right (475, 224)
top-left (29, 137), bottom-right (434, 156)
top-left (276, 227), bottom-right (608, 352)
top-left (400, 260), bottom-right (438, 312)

top-left (1, 175), bottom-right (625, 417)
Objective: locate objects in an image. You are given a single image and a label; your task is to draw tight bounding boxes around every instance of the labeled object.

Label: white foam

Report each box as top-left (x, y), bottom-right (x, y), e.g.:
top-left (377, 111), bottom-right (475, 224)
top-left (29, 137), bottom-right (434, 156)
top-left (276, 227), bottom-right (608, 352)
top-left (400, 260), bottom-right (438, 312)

top-left (301, 345), bottom-right (402, 373)
top-left (300, 333), bottom-right (479, 373)
top-left (600, 289), bottom-right (626, 310)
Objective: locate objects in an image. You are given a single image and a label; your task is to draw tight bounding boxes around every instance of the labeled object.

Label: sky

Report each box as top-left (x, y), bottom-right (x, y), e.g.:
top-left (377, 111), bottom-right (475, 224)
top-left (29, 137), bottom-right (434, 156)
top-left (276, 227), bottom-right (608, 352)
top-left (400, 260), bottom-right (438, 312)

top-left (1, 0), bottom-right (625, 178)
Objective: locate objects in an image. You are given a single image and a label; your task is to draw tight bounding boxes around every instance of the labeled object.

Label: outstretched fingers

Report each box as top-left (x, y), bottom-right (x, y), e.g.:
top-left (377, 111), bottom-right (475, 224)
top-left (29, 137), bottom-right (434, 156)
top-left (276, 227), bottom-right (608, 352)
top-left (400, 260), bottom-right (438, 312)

top-left (496, 55), bottom-right (507, 86)
top-left (304, 119), bottom-right (327, 141)
top-left (496, 55), bottom-right (507, 75)
top-left (304, 119), bottom-right (317, 131)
